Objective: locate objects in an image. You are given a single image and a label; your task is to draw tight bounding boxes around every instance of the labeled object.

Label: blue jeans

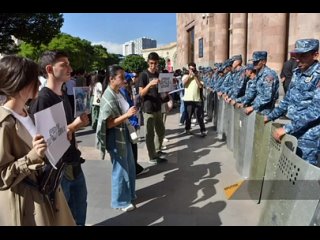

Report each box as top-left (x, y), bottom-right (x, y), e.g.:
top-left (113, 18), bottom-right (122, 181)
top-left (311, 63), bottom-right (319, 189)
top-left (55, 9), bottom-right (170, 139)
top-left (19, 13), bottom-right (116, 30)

top-left (61, 169), bottom-right (87, 226)
top-left (180, 99), bottom-right (186, 124)
top-left (109, 135), bottom-right (136, 209)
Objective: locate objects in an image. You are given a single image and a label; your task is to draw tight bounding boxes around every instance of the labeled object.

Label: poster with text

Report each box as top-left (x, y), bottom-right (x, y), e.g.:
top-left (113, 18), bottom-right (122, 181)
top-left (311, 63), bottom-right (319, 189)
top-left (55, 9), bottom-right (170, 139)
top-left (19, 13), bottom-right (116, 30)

top-left (34, 102), bottom-right (70, 168)
top-left (158, 73), bottom-right (174, 93)
top-left (73, 87), bottom-right (91, 118)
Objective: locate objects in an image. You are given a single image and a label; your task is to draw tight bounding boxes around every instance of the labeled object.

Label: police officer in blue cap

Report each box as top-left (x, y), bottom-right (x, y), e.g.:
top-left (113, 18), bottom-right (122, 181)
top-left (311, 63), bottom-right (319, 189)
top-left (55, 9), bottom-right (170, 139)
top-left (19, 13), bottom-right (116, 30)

top-left (226, 55), bottom-right (247, 103)
top-left (217, 58), bottom-right (234, 97)
top-left (265, 38), bottom-right (320, 166)
top-left (233, 63), bottom-right (257, 107)
top-left (244, 51), bottom-right (279, 115)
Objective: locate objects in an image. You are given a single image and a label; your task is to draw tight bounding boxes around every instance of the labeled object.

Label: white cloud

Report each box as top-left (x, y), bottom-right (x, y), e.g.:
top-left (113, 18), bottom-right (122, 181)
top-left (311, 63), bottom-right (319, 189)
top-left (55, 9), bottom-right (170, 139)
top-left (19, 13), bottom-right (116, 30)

top-left (92, 41), bottom-right (123, 55)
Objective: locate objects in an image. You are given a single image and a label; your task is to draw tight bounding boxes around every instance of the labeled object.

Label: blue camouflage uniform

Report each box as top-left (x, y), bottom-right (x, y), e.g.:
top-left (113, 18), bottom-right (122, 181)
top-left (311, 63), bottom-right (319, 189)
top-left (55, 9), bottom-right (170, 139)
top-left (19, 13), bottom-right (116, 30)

top-left (219, 59), bottom-right (234, 94)
top-left (252, 65), bottom-right (279, 115)
top-left (267, 39), bottom-right (320, 165)
top-left (236, 64), bottom-right (257, 105)
top-left (230, 67), bottom-right (247, 99)
top-left (248, 51), bottom-right (279, 115)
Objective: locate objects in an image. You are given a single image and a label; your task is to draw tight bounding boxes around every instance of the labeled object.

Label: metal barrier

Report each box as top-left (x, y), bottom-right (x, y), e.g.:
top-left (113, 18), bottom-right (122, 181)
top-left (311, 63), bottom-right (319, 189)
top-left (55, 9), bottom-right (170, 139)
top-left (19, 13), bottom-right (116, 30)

top-left (212, 93), bottom-right (219, 128)
top-left (249, 113), bottom-right (272, 180)
top-left (235, 110), bottom-right (256, 178)
top-left (226, 104), bottom-right (234, 151)
top-left (233, 108), bottom-right (241, 162)
top-left (216, 99), bottom-right (225, 140)
top-left (262, 123), bottom-right (297, 181)
top-left (259, 140), bottom-right (320, 226)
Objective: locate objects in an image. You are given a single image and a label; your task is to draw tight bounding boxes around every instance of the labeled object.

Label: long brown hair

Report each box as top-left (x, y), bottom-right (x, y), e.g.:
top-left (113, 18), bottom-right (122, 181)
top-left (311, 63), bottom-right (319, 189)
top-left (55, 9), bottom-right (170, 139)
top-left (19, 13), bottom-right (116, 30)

top-left (0, 55), bottom-right (40, 98)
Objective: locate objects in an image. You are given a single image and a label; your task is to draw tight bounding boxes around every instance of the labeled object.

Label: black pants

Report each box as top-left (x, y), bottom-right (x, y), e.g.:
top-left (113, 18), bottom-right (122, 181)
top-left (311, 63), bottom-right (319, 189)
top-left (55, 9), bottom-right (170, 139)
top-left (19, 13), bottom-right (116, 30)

top-left (184, 101), bottom-right (206, 132)
top-left (131, 142), bottom-right (143, 174)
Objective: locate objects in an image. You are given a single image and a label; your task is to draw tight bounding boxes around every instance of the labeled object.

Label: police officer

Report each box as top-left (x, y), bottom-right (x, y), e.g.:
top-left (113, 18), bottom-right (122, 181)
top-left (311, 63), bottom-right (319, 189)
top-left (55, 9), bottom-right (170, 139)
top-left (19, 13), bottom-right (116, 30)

top-left (244, 51), bottom-right (279, 115)
top-left (226, 55), bottom-right (247, 103)
top-left (264, 38), bottom-right (320, 166)
top-left (233, 63), bottom-right (257, 107)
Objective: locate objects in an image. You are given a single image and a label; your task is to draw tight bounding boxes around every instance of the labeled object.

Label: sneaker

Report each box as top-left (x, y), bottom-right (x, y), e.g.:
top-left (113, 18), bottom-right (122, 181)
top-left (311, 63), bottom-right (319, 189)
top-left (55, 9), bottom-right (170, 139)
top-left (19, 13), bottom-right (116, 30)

top-left (161, 145), bottom-right (167, 150)
top-left (119, 203), bottom-right (135, 212)
top-left (179, 123), bottom-right (183, 126)
top-left (157, 150), bottom-right (167, 157)
top-left (201, 130), bottom-right (208, 137)
top-left (149, 157), bottom-right (168, 164)
top-left (163, 138), bottom-right (169, 143)
top-left (185, 130), bottom-right (192, 135)
top-left (191, 118), bottom-right (197, 123)
top-left (136, 168), bottom-right (150, 176)
top-left (191, 123), bottom-right (196, 127)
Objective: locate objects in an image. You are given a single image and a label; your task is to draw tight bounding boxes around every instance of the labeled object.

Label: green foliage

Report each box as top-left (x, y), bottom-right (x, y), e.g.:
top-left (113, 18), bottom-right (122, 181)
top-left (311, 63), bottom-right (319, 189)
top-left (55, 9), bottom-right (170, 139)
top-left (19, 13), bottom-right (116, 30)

top-left (47, 33), bottom-right (95, 72)
top-left (105, 53), bottom-right (121, 68)
top-left (120, 54), bottom-right (147, 73)
top-left (0, 13), bottom-right (63, 54)
top-left (158, 57), bottom-right (166, 71)
top-left (18, 42), bottom-right (47, 60)
top-left (91, 44), bottom-right (109, 71)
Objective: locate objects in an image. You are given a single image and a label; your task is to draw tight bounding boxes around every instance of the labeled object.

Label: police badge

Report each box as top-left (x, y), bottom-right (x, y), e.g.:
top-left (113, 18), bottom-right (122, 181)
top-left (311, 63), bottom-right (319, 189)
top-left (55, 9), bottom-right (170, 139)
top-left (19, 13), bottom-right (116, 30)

top-left (305, 76), bottom-right (313, 83)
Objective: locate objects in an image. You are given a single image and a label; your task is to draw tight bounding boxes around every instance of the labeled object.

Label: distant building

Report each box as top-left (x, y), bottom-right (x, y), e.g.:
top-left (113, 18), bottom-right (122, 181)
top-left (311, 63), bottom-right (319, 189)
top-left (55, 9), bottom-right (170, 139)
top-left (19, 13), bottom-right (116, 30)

top-left (123, 37), bottom-right (157, 56)
top-left (142, 42), bottom-right (177, 71)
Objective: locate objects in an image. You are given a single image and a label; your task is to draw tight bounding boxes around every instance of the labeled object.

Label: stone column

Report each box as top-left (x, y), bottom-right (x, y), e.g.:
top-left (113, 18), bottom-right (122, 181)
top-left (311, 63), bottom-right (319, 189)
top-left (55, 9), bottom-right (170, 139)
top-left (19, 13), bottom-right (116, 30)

top-left (246, 13), bottom-right (287, 73)
top-left (230, 13), bottom-right (247, 63)
top-left (261, 13), bottom-right (287, 73)
top-left (288, 13), bottom-right (320, 55)
top-left (214, 13), bottom-right (229, 62)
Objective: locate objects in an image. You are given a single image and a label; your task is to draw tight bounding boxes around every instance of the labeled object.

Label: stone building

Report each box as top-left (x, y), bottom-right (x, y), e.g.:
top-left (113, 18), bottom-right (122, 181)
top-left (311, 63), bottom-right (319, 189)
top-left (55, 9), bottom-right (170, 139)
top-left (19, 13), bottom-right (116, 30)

top-left (141, 42), bottom-right (177, 70)
top-left (176, 13), bottom-right (320, 73)
top-left (123, 37), bottom-right (157, 56)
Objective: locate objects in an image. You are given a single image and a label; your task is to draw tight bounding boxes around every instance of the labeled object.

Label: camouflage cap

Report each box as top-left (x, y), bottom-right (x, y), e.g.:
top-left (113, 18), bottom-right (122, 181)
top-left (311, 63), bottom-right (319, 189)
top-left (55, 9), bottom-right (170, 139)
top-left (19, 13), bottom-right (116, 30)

top-left (232, 54), bottom-right (242, 61)
top-left (291, 39), bottom-right (319, 54)
top-left (222, 58), bottom-right (234, 69)
top-left (245, 63), bottom-right (254, 71)
top-left (249, 51), bottom-right (268, 62)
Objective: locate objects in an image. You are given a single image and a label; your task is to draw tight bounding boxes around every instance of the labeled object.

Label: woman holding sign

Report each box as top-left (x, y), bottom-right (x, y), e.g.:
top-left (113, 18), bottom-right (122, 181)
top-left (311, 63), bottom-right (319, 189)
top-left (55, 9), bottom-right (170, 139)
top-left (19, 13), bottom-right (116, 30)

top-left (96, 65), bottom-right (138, 212)
top-left (0, 55), bottom-right (75, 225)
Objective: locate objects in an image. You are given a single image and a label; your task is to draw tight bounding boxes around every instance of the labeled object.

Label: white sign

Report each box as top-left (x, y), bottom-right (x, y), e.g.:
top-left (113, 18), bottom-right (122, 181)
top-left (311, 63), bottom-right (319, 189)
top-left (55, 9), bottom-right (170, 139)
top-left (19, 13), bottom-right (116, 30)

top-left (158, 73), bottom-right (174, 93)
top-left (34, 102), bottom-right (70, 169)
top-left (73, 87), bottom-right (91, 117)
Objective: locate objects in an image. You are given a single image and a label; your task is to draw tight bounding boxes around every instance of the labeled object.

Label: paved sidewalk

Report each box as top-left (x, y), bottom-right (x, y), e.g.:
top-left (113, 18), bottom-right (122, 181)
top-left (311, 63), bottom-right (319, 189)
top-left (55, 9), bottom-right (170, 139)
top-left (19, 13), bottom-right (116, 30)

top-left (76, 108), bottom-right (263, 225)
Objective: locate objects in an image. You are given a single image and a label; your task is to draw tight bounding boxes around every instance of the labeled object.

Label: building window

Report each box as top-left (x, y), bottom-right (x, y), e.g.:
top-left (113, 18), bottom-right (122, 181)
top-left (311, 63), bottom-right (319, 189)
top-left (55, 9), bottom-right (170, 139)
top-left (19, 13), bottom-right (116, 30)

top-left (199, 38), bottom-right (203, 58)
top-left (187, 27), bottom-right (195, 63)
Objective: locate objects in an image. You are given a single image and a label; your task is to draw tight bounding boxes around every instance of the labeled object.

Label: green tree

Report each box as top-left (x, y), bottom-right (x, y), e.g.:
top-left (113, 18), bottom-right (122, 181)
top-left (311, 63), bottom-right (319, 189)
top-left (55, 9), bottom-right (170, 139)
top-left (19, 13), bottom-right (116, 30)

top-left (105, 53), bottom-right (121, 68)
top-left (91, 44), bottom-right (109, 71)
top-left (0, 13), bottom-right (63, 54)
top-left (158, 57), bottom-right (166, 71)
top-left (120, 54), bottom-right (147, 73)
top-left (18, 42), bottom-right (47, 60)
top-left (47, 33), bottom-right (95, 72)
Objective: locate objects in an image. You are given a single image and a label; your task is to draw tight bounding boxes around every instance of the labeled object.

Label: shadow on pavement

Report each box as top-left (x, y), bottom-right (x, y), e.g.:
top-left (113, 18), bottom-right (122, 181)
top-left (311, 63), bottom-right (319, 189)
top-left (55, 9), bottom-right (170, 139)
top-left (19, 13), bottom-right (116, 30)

top-left (94, 123), bottom-right (227, 226)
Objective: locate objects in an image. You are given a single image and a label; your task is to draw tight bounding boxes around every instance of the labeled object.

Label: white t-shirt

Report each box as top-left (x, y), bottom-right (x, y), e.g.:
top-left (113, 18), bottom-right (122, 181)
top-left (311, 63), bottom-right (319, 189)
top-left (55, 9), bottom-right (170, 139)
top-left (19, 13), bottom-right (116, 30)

top-left (116, 92), bottom-right (129, 114)
top-left (3, 106), bottom-right (37, 138)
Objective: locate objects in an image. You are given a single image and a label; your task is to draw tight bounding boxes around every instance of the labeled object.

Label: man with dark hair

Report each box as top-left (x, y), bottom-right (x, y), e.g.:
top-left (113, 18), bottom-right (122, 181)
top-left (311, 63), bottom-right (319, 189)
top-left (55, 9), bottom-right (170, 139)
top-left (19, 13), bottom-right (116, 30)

top-left (183, 62), bottom-right (207, 136)
top-left (29, 50), bottom-right (89, 225)
top-left (138, 52), bottom-right (168, 164)
top-left (280, 53), bottom-right (298, 95)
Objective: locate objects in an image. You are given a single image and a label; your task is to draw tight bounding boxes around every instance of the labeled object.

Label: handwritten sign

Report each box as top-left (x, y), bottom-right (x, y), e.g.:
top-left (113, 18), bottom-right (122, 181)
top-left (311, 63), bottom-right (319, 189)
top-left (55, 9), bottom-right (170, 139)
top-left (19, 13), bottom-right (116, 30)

top-left (158, 73), bottom-right (174, 93)
top-left (34, 102), bottom-right (70, 168)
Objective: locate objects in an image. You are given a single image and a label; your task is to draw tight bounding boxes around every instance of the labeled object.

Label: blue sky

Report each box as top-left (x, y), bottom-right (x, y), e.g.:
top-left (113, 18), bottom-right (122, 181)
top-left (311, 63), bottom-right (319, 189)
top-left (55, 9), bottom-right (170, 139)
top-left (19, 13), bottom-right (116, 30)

top-left (61, 13), bottom-right (177, 54)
